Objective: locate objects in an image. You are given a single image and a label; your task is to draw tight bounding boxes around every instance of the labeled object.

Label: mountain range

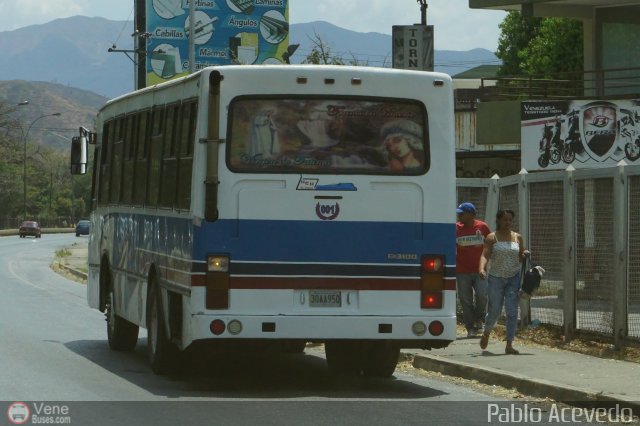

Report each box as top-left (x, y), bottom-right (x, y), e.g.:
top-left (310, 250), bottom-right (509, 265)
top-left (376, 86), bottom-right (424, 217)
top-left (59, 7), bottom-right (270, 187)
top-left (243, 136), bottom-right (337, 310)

top-left (0, 16), bottom-right (499, 99)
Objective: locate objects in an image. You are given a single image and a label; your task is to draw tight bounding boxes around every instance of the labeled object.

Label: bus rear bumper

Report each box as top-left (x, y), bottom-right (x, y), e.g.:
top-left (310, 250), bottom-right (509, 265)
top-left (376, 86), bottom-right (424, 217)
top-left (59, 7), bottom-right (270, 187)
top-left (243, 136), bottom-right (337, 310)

top-left (189, 314), bottom-right (457, 348)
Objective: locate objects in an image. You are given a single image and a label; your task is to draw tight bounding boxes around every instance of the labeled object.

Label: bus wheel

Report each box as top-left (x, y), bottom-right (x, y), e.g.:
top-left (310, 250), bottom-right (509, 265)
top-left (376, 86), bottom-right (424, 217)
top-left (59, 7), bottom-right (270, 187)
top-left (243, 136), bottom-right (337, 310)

top-left (147, 278), bottom-right (179, 375)
top-left (362, 343), bottom-right (400, 378)
top-left (325, 341), bottom-right (363, 375)
top-left (106, 277), bottom-right (139, 351)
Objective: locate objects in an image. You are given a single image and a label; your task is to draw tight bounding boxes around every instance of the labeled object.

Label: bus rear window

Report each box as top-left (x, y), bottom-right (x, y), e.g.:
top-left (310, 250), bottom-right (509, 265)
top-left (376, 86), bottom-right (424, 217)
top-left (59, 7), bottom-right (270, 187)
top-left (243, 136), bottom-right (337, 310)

top-left (227, 97), bottom-right (429, 175)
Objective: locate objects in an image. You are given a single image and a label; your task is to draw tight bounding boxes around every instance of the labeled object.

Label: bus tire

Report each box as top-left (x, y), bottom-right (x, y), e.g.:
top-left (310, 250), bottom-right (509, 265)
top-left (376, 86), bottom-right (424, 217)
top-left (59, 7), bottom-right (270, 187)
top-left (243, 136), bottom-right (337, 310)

top-left (106, 273), bottom-right (139, 351)
top-left (362, 343), bottom-right (400, 378)
top-left (147, 276), bottom-right (179, 375)
top-left (325, 341), bottom-right (363, 375)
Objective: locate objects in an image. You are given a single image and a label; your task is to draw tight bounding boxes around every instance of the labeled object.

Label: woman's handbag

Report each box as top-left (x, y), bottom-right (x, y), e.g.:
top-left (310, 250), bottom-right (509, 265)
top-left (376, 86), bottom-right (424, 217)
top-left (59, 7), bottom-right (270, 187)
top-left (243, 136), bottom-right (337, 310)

top-left (521, 255), bottom-right (545, 295)
top-left (518, 255), bottom-right (545, 329)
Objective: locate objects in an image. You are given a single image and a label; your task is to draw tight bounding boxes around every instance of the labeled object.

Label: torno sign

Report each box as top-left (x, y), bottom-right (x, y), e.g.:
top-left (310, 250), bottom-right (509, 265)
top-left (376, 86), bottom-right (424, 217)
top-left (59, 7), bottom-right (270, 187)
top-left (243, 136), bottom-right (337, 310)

top-left (392, 25), bottom-right (434, 71)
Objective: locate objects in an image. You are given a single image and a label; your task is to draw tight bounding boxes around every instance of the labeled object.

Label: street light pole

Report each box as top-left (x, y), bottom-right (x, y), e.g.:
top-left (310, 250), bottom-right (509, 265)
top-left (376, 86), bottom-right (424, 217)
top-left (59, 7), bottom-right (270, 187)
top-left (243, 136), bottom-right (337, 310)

top-left (21, 112), bottom-right (61, 220)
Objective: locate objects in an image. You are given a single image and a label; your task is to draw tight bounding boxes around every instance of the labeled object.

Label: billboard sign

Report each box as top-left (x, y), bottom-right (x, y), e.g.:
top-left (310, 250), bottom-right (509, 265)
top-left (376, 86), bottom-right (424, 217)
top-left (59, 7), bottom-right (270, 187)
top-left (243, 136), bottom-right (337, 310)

top-left (145, 0), bottom-right (289, 86)
top-left (521, 99), bottom-right (640, 170)
top-left (392, 25), bottom-right (434, 71)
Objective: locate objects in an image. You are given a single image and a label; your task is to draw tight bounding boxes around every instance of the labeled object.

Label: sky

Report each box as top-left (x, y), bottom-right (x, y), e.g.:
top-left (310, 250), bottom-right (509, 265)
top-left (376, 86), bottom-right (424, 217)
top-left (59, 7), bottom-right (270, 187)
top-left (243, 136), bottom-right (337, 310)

top-left (0, 0), bottom-right (507, 52)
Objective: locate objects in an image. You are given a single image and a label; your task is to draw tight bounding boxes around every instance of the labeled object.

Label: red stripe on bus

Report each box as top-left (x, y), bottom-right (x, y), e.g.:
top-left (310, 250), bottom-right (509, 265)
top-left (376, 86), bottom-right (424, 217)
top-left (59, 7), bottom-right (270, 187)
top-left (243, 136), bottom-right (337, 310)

top-left (191, 275), bottom-right (207, 286)
top-left (227, 277), bottom-right (422, 290)
top-left (191, 276), bottom-right (456, 291)
top-left (444, 279), bottom-right (457, 291)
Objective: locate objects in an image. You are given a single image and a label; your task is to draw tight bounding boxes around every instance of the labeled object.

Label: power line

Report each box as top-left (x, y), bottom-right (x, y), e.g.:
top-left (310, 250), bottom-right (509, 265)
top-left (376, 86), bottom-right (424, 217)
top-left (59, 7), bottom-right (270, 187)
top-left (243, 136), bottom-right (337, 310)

top-left (289, 48), bottom-right (500, 68)
top-left (112, 6), bottom-right (135, 47)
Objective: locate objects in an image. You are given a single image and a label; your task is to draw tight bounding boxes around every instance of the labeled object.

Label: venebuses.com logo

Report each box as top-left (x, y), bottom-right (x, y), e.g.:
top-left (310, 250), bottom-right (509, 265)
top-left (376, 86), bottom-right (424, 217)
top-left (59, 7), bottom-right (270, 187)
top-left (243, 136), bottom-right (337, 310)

top-left (7, 401), bottom-right (72, 424)
top-left (7, 402), bottom-right (30, 424)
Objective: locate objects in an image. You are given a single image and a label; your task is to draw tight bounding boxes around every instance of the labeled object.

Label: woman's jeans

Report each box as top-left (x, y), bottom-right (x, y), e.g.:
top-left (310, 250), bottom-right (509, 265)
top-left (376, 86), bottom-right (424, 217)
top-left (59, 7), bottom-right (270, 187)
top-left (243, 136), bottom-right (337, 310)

top-left (485, 272), bottom-right (521, 341)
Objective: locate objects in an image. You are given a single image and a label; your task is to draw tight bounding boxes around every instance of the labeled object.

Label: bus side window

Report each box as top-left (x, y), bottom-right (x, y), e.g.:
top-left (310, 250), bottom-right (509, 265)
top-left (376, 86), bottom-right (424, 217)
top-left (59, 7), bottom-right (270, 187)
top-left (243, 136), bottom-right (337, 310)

top-left (146, 106), bottom-right (165, 207)
top-left (121, 114), bottom-right (137, 205)
top-left (177, 101), bottom-right (196, 210)
top-left (90, 145), bottom-right (100, 211)
top-left (133, 110), bottom-right (149, 206)
top-left (109, 117), bottom-right (125, 204)
top-left (159, 103), bottom-right (180, 208)
top-left (98, 121), bottom-right (113, 206)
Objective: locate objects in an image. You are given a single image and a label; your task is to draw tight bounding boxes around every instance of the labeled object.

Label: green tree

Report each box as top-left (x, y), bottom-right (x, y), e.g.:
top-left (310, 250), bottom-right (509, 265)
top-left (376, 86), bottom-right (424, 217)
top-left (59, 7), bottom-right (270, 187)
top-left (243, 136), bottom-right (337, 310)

top-left (0, 100), bottom-right (94, 228)
top-left (519, 18), bottom-right (584, 77)
top-left (496, 12), bottom-right (583, 77)
top-left (0, 101), bottom-right (25, 225)
top-left (496, 12), bottom-right (542, 77)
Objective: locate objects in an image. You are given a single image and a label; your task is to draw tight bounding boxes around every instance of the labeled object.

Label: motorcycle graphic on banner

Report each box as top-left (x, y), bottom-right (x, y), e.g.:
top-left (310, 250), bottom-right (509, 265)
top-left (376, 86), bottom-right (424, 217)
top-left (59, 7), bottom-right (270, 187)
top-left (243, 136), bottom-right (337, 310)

top-left (521, 99), bottom-right (640, 170)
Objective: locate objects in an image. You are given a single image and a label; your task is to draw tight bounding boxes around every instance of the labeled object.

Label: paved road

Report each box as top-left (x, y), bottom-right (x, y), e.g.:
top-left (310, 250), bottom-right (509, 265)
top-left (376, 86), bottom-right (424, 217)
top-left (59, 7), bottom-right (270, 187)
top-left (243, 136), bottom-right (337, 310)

top-left (0, 234), bottom-right (586, 425)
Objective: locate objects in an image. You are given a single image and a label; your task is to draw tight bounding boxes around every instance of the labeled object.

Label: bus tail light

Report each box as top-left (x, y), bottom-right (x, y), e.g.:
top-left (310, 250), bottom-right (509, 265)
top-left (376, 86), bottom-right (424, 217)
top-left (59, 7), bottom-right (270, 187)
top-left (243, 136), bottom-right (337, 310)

top-left (421, 292), bottom-right (442, 309)
top-left (208, 255), bottom-right (229, 272)
top-left (429, 321), bottom-right (444, 336)
top-left (210, 319), bottom-right (226, 335)
top-left (422, 256), bottom-right (443, 273)
top-left (228, 320), bottom-right (243, 335)
top-left (207, 255), bottom-right (229, 309)
top-left (421, 255), bottom-right (444, 309)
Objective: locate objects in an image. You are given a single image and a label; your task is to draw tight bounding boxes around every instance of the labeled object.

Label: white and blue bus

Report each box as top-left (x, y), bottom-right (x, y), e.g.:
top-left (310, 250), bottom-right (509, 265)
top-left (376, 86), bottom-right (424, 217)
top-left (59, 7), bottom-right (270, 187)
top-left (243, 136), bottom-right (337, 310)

top-left (70, 65), bottom-right (457, 377)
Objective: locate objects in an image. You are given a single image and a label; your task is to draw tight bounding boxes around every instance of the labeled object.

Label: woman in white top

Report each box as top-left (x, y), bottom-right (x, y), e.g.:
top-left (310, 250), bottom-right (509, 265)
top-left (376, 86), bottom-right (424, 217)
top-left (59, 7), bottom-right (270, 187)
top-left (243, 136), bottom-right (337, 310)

top-left (478, 209), bottom-right (528, 355)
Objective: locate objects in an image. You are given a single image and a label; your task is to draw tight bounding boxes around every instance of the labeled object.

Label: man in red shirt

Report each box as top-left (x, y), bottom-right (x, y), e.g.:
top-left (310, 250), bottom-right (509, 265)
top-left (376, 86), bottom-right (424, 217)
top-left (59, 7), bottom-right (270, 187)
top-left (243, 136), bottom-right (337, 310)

top-left (456, 202), bottom-right (491, 337)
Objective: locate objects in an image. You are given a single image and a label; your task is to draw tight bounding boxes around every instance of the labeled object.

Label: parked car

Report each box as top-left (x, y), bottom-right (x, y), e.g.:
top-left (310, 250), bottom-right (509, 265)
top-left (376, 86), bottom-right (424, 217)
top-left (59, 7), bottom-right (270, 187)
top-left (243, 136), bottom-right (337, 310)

top-left (75, 219), bottom-right (90, 237)
top-left (19, 220), bottom-right (41, 238)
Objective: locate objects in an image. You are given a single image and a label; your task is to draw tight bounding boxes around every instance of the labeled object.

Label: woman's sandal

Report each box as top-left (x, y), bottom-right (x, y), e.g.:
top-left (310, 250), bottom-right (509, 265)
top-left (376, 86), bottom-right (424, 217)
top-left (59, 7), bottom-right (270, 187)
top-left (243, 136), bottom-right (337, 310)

top-left (480, 334), bottom-right (489, 350)
top-left (505, 347), bottom-right (520, 355)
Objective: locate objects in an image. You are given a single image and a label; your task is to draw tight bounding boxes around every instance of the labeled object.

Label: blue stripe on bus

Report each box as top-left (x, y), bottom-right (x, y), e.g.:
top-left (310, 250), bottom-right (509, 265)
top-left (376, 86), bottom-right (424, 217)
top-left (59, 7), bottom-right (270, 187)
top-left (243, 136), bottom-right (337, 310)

top-left (193, 219), bottom-right (455, 267)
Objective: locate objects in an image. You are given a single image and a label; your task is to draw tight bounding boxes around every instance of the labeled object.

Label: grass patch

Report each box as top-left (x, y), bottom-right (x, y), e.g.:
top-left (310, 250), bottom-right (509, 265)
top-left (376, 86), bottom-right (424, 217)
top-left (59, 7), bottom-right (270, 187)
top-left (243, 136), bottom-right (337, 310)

top-left (55, 248), bottom-right (72, 258)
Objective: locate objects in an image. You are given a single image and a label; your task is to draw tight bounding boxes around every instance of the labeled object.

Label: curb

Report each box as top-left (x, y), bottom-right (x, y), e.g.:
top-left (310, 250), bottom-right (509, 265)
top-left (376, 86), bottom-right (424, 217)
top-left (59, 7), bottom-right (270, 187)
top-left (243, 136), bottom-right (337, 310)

top-left (412, 354), bottom-right (640, 410)
top-left (56, 263), bottom-right (88, 281)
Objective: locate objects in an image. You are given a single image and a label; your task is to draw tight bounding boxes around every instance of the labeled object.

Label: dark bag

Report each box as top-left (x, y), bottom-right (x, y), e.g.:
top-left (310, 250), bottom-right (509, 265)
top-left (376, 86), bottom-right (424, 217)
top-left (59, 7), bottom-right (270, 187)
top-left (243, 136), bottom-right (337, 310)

top-left (521, 256), bottom-right (543, 295)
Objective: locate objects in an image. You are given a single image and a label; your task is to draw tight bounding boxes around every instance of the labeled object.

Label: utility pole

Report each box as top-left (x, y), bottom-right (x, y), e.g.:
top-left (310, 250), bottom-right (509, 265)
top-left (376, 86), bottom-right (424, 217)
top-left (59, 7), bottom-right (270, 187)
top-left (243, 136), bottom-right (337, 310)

top-left (188, 0), bottom-right (195, 73)
top-left (135, 0), bottom-right (147, 90)
top-left (417, 0), bottom-right (428, 25)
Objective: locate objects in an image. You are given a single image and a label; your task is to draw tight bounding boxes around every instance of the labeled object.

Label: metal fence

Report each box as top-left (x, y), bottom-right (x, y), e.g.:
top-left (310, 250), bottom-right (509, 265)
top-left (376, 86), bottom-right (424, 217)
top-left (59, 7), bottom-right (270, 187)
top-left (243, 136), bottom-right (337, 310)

top-left (478, 66), bottom-right (640, 100)
top-left (458, 163), bottom-right (640, 348)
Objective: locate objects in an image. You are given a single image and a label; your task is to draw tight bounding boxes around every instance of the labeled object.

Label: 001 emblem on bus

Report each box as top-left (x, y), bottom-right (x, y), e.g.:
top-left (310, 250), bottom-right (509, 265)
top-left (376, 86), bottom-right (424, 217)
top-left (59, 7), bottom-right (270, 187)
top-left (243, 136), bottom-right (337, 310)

top-left (316, 202), bottom-right (340, 220)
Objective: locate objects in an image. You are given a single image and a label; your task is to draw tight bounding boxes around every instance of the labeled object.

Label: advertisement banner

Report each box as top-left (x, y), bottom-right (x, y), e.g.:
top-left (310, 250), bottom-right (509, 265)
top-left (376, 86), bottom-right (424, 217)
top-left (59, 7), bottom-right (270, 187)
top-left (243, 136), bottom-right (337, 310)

top-left (145, 0), bottom-right (289, 86)
top-left (521, 99), bottom-right (640, 170)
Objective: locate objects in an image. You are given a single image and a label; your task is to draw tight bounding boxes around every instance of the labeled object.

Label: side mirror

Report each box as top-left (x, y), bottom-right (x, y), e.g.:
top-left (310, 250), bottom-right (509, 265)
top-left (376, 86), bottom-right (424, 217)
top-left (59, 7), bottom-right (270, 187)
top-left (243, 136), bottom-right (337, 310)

top-left (70, 135), bottom-right (88, 175)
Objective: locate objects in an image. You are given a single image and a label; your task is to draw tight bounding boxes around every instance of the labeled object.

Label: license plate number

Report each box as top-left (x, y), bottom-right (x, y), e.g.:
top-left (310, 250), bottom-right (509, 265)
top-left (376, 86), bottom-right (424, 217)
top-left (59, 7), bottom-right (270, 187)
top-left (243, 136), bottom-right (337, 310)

top-left (309, 290), bottom-right (341, 307)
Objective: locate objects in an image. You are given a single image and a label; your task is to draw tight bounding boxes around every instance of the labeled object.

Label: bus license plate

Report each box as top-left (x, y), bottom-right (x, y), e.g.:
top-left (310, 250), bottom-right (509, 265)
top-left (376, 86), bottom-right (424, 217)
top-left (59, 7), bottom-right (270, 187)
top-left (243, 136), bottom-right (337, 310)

top-left (309, 290), bottom-right (341, 307)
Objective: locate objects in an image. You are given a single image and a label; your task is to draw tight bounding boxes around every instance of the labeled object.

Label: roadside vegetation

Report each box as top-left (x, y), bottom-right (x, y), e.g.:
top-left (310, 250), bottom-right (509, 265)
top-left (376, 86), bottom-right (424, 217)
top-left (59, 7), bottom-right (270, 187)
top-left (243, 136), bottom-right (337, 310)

top-left (0, 100), bottom-right (92, 228)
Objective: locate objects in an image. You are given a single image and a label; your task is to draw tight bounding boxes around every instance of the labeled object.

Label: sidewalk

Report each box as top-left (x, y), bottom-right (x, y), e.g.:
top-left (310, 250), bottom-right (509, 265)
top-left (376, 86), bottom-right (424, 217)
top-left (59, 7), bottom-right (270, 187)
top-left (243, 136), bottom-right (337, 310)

top-left (407, 333), bottom-right (639, 409)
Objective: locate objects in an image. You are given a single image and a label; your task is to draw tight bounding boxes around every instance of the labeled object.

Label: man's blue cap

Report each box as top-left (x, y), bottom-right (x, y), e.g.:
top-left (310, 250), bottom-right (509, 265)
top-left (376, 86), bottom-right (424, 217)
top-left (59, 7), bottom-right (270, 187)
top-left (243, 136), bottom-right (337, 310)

top-left (456, 202), bottom-right (476, 214)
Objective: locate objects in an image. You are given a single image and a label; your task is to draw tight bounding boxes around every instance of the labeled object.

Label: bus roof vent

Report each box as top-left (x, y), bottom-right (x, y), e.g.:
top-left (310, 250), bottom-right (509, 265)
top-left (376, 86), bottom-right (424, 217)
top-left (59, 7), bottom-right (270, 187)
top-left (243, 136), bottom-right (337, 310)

top-left (324, 78), bottom-right (335, 85)
top-left (296, 77), bottom-right (308, 84)
top-left (351, 78), bottom-right (362, 85)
